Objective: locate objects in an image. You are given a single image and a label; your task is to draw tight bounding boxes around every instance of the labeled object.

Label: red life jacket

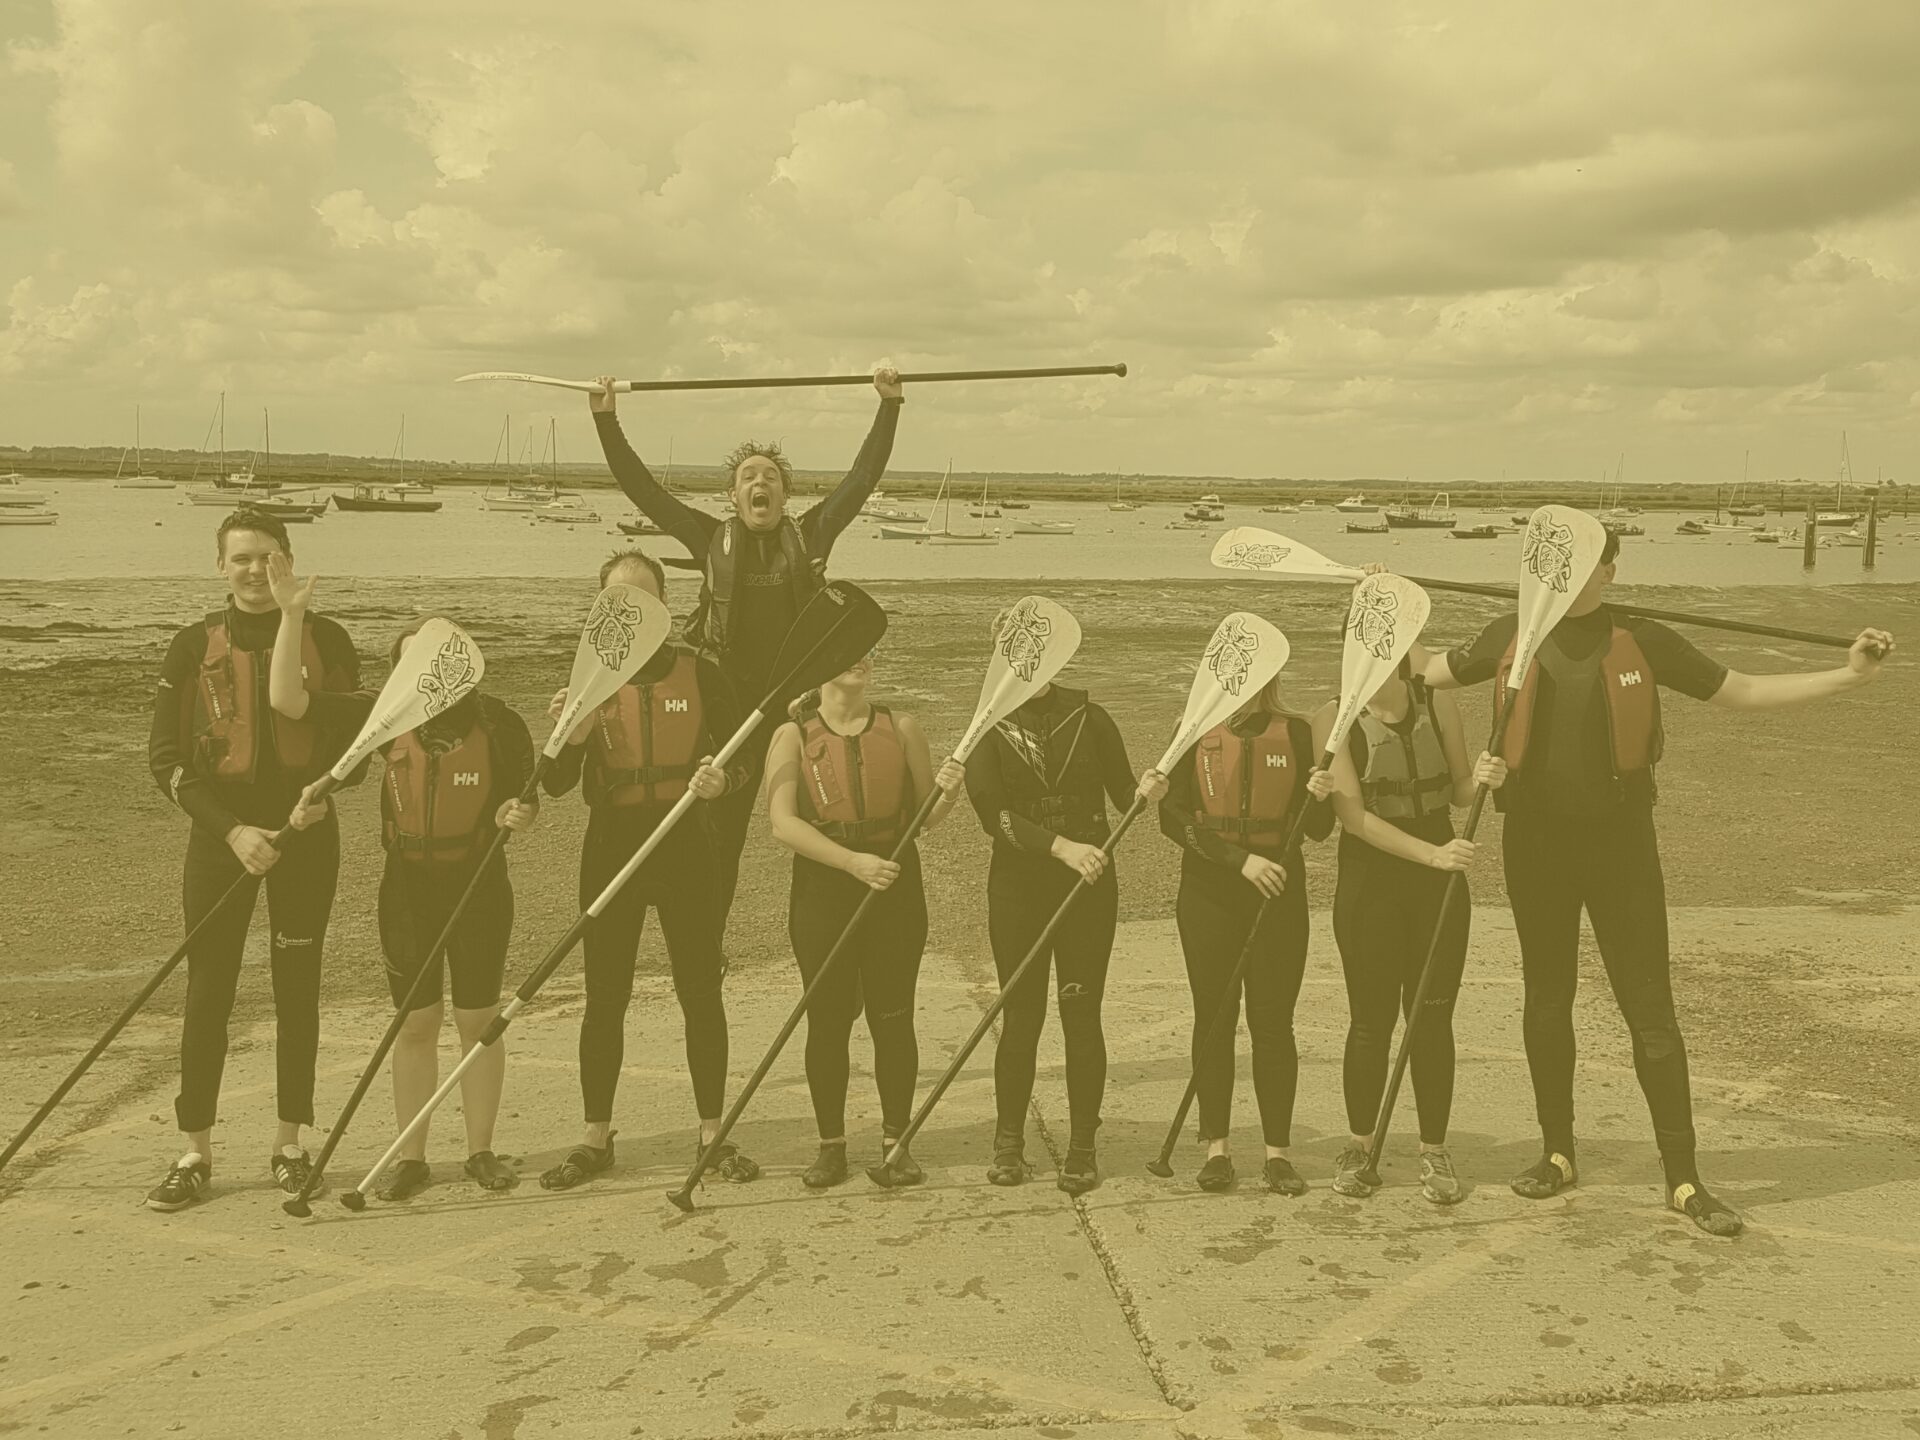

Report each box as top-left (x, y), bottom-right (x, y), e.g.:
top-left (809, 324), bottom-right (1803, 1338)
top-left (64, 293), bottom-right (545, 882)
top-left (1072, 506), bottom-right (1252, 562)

top-left (1495, 623), bottom-right (1663, 777)
top-left (382, 717), bottom-right (493, 863)
top-left (796, 705), bottom-right (913, 852)
top-left (187, 611), bottom-right (329, 781)
top-left (1193, 711), bottom-right (1301, 850)
top-left (589, 652), bottom-right (704, 807)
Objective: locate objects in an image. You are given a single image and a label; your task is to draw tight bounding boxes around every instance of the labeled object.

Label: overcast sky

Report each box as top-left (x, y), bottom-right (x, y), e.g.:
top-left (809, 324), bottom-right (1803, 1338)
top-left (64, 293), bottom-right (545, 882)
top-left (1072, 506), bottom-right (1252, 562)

top-left (3, 1), bottom-right (1916, 485)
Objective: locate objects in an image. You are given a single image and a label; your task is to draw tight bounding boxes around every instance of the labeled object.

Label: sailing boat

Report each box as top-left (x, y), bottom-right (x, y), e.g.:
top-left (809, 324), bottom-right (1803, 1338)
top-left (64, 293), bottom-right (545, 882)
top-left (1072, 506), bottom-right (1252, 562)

top-left (530, 418), bottom-right (599, 524)
top-left (1728, 450), bottom-right (1765, 516)
top-left (333, 415), bottom-right (443, 513)
top-left (1108, 473), bottom-right (1140, 512)
top-left (113, 406), bottom-right (174, 488)
top-left (1816, 434), bottom-right (1864, 527)
top-left (968, 469), bottom-right (1003, 519)
top-left (926, 464), bottom-right (1001, 545)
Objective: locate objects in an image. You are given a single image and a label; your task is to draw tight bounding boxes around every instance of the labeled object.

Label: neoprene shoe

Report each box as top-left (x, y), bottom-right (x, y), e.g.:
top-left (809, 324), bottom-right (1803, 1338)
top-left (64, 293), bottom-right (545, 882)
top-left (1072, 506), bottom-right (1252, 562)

top-left (1196, 1154), bottom-right (1235, 1192)
top-left (803, 1142), bottom-right (850, 1189)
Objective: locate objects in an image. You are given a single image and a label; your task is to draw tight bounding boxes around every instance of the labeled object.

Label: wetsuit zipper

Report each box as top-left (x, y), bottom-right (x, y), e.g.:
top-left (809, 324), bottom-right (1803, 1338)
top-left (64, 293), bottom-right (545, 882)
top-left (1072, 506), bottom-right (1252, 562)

top-left (639, 680), bottom-right (656, 805)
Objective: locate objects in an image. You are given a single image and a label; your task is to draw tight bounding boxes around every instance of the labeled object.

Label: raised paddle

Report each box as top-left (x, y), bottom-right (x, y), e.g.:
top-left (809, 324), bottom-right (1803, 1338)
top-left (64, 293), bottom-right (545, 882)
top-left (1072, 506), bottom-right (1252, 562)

top-left (1212, 526), bottom-right (1878, 653)
top-left (868, 611), bottom-right (1293, 1189)
top-left (1146, 573), bottom-right (1434, 1178)
top-left (0, 619), bottom-right (487, 1178)
top-left (666, 597), bottom-right (1086, 1212)
top-left (281, 586), bottom-right (671, 1217)
top-left (457, 364), bottom-right (1127, 395)
top-left (339, 582), bottom-right (888, 1212)
top-left (1354, 506), bottom-right (1607, 1188)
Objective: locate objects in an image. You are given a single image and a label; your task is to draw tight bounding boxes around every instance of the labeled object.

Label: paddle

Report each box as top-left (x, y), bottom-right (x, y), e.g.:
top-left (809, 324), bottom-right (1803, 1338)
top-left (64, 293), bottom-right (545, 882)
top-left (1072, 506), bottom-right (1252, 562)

top-left (868, 611), bottom-right (1292, 1189)
top-left (1354, 506), bottom-right (1606, 1186)
top-left (456, 364), bottom-right (1127, 395)
top-left (338, 582), bottom-right (888, 1212)
top-left (281, 587), bottom-right (671, 1217)
top-left (0, 619), bottom-right (486, 1178)
top-left (665, 597), bottom-right (1085, 1212)
top-left (1145, 573), bottom-right (1434, 1178)
top-left (1212, 526), bottom-right (1876, 652)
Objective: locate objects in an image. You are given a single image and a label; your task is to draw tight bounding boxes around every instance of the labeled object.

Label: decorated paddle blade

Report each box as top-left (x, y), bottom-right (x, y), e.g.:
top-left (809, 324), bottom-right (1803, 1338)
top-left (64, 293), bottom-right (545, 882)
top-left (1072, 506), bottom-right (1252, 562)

top-left (1327, 575), bottom-right (1433, 755)
top-left (456, 371), bottom-right (604, 394)
top-left (764, 581), bottom-right (889, 707)
top-left (953, 597), bottom-right (1083, 762)
top-left (337, 619), bottom-right (485, 779)
top-left (1512, 505), bottom-right (1607, 689)
top-left (1211, 527), bottom-right (1364, 582)
top-left (1157, 613), bottom-right (1292, 773)
top-left (546, 586), bottom-right (673, 757)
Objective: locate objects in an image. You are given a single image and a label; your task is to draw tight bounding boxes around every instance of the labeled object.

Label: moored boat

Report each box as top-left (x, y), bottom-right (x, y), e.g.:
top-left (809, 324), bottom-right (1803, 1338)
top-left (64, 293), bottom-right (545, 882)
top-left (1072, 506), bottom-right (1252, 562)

top-left (0, 476), bottom-right (50, 507)
top-left (0, 508), bottom-right (58, 526)
top-left (1449, 525), bottom-right (1502, 540)
top-left (1334, 494), bottom-right (1378, 513)
top-left (1345, 520), bottom-right (1389, 534)
top-left (1013, 519), bottom-right (1075, 535)
top-left (1384, 491), bottom-right (1456, 528)
top-left (332, 485), bottom-right (443, 513)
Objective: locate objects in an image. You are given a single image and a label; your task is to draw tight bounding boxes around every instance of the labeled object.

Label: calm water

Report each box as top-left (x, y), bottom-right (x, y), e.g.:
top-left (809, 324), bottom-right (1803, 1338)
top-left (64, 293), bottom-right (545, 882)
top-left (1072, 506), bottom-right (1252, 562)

top-left (2, 477), bottom-right (1914, 588)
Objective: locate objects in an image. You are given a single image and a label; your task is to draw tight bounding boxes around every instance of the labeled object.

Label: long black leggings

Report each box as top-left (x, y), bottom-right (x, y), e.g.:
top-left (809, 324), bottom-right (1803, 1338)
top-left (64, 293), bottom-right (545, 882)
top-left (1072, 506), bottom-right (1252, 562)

top-left (1503, 805), bottom-right (1694, 1163)
top-left (988, 853), bottom-right (1119, 1143)
top-left (707, 723), bottom-right (777, 936)
top-left (1333, 835), bottom-right (1470, 1145)
top-left (576, 810), bottom-right (728, 1123)
top-left (1175, 856), bottom-right (1309, 1148)
top-left (789, 847), bottom-right (927, 1139)
top-left (176, 817), bottom-right (339, 1133)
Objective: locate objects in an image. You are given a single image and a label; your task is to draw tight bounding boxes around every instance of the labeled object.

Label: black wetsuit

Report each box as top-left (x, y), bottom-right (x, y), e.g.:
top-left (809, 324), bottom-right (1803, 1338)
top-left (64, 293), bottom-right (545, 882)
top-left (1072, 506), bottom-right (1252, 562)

top-left (964, 687), bottom-right (1136, 1146)
top-left (147, 604), bottom-right (361, 1133)
top-left (1159, 712), bottom-right (1331, 1148)
top-left (593, 401), bottom-right (902, 927)
top-left (542, 646), bottom-right (752, 1124)
top-left (369, 692), bottom-right (535, 1013)
top-left (1448, 606), bottom-right (1727, 1175)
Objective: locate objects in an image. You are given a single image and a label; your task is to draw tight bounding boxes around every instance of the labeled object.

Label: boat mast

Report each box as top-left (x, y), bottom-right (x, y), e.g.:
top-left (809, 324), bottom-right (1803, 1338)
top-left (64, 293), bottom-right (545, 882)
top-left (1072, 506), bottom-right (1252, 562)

top-left (136, 405), bottom-right (143, 471)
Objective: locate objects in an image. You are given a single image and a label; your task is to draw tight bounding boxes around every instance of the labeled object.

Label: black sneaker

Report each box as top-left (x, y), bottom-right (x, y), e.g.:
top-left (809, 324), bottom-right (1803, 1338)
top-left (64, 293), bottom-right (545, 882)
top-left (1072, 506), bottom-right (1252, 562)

top-left (1331, 1144), bottom-right (1377, 1198)
top-left (147, 1153), bottom-right (211, 1213)
top-left (270, 1146), bottom-right (314, 1197)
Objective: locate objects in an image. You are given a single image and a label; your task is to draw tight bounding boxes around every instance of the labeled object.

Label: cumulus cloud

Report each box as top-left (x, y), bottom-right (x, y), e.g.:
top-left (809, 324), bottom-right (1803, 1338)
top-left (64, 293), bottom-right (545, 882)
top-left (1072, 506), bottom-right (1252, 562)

top-left (1, 0), bottom-right (1916, 482)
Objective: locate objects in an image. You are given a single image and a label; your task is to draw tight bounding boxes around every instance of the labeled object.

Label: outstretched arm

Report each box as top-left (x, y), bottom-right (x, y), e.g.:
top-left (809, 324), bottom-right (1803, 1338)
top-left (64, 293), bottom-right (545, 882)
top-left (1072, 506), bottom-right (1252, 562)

top-left (1710, 630), bottom-right (1893, 710)
top-left (590, 377), bottom-right (715, 555)
top-left (800, 368), bottom-right (904, 550)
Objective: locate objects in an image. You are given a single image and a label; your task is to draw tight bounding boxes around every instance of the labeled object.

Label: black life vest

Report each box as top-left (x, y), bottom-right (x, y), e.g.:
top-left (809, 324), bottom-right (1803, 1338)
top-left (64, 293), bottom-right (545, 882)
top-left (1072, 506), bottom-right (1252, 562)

top-left (382, 713), bottom-right (493, 863)
top-left (588, 651), bottom-right (704, 808)
top-left (692, 516), bottom-right (824, 659)
top-left (993, 686), bottom-right (1107, 842)
top-left (1348, 678), bottom-right (1453, 822)
top-left (795, 705), bottom-right (913, 852)
top-left (1193, 711), bottom-right (1305, 849)
top-left (185, 610), bottom-right (334, 783)
top-left (1494, 623), bottom-right (1663, 790)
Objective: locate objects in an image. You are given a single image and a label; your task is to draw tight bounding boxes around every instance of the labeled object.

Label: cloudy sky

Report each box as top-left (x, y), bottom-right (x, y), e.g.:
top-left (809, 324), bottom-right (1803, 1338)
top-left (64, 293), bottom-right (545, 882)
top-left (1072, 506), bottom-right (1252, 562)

top-left (3, 1), bottom-right (1917, 485)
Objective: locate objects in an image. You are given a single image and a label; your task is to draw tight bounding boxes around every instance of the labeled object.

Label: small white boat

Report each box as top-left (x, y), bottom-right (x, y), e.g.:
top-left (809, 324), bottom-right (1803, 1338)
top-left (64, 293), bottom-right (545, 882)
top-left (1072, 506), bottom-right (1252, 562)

top-left (1183, 502), bottom-right (1225, 522)
top-left (1334, 494), bottom-right (1378, 513)
top-left (923, 531), bottom-right (1003, 546)
top-left (862, 504), bottom-right (928, 525)
top-left (113, 407), bottom-right (175, 489)
top-left (1832, 527), bottom-right (1867, 548)
top-left (1166, 519), bottom-right (1213, 531)
top-left (0, 475), bottom-right (50, 507)
top-left (534, 506), bottom-right (599, 525)
top-left (1197, 493), bottom-right (1223, 506)
top-left (0, 508), bottom-right (57, 526)
top-left (878, 523), bottom-right (932, 540)
top-left (1107, 478), bottom-right (1139, 511)
top-left (1750, 527), bottom-right (1796, 544)
top-left (1260, 504), bottom-right (1297, 514)
top-left (1816, 512), bottom-right (1864, 528)
top-left (1013, 519), bottom-right (1075, 536)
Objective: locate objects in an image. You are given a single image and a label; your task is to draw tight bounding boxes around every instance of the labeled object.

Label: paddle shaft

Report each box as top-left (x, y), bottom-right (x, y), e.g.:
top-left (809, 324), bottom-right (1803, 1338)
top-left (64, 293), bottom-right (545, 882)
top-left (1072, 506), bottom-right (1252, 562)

top-left (0, 781), bottom-right (335, 1174)
top-left (1150, 757), bottom-right (1335, 1172)
top-left (615, 364), bottom-right (1125, 394)
top-left (877, 796), bottom-right (1148, 1171)
top-left (288, 762), bottom-right (547, 1211)
top-left (670, 781), bottom-right (947, 1207)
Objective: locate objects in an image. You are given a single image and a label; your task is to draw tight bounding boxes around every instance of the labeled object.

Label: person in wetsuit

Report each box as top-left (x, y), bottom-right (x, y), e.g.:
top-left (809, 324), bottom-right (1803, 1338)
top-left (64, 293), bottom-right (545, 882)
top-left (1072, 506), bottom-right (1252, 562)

top-left (1160, 674), bottom-right (1334, 1195)
top-left (964, 608), bottom-right (1169, 1195)
top-left (144, 510), bottom-right (362, 1212)
top-left (589, 368), bottom-right (905, 935)
top-left (765, 651), bottom-right (966, 1189)
top-left (1306, 653), bottom-right (1502, 1204)
top-left (536, 549), bottom-right (761, 1191)
top-left (1412, 529), bottom-right (1895, 1236)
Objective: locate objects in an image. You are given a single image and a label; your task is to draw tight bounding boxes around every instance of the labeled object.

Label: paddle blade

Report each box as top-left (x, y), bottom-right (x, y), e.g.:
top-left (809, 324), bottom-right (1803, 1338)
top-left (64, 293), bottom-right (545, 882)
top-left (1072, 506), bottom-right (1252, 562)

top-left (1156, 613), bottom-right (1292, 773)
top-left (952, 597), bottom-right (1084, 761)
top-left (1327, 575), bottom-right (1433, 755)
top-left (455, 371), bottom-right (600, 394)
top-left (1211, 527), bottom-right (1364, 582)
top-left (764, 581), bottom-right (889, 708)
top-left (545, 586), bottom-right (673, 758)
top-left (1512, 505), bottom-right (1608, 688)
top-left (332, 619), bottom-right (485, 780)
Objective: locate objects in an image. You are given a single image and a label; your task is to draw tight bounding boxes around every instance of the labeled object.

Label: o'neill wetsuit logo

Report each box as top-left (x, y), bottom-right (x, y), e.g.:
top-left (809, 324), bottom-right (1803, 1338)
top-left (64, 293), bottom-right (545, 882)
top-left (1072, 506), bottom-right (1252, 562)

top-left (417, 634), bottom-right (478, 717)
top-left (996, 599), bottom-right (1053, 682)
top-left (585, 589), bottom-right (644, 669)
top-left (1522, 514), bottom-right (1577, 594)
top-left (1204, 616), bottom-right (1259, 696)
top-left (1218, 541), bottom-right (1291, 571)
top-left (1346, 578), bottom-right (1401, 661)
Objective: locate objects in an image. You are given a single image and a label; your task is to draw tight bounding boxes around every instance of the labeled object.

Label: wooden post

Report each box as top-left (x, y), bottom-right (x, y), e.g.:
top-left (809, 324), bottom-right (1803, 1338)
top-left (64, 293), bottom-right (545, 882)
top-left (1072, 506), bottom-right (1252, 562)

top-left (1802, 498), bottom-right (1818, 570)
top-left (1864, 488), bottom-right (1879, 571)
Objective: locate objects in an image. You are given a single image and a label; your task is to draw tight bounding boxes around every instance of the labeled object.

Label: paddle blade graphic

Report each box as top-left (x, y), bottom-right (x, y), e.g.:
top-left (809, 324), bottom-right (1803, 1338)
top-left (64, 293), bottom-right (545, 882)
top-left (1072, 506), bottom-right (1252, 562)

top-left (954, 597), bottom-right (1083, 762)
top-left (1512, 505), bottom-right (1607, 689)
top-left (546, 586), bottom-right (673, 758)
top-left (1158, 612), bottom-right (1292, 773)
top-left (336, 618), bottom-right (485, 779)
top-left (1328, 574), bottom-right (1433, 755)
top-left (1211, 527), bottom-right (1364, 582)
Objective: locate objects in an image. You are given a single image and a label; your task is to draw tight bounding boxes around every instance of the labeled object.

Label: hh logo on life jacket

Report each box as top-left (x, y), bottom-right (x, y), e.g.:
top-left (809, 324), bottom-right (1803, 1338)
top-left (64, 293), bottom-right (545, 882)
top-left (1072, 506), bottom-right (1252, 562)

top-left (1264, 754), bottom-right (1288, 768)
top-left (453, 771), bottom-right (481, 786)
top-left (1617, 670), bottom-right (1645, 687)
top-left (664, 698), bottom-right (690, 713)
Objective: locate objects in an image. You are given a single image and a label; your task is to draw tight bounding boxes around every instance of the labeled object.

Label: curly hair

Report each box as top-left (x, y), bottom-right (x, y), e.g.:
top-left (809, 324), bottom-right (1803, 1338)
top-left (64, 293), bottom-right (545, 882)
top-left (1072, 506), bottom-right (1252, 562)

top-left (721, 439), bottom-right (795, 494)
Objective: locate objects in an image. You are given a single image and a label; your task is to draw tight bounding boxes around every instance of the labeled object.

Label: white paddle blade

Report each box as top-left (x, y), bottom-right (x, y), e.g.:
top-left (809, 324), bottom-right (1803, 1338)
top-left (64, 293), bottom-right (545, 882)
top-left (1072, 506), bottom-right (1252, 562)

top-left (951, 598), bottom-right (1084, 762)
top-left (1327, 575), bottom-right (1433, 756)
top-left (1211, 527), bottom-right (1365, 582)
top-left (333, 619), bottom-right (485, 779)
top-left (455, 371), bottom-right (602, 394)
top-left (1157, 613), bottom-right (1292, 773)
top-left (546, 586), bottom-right (674, 757)
top-left (1512, 505), bottom-right (1608, 688)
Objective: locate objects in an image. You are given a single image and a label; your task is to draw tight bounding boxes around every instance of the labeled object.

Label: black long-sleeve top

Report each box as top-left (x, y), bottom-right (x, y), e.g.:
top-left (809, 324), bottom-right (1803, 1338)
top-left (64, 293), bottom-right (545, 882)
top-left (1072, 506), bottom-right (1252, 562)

top-left (964, 687), bottom-right (1136, 856)
top-left (541, 644), bottom-right (754, 809)
top-left (1158, 712), bottom-right (1334, 871)
top-left (594, 400), bottom-right (902, 697)
top-left (148, 605), bottom-right (363, 837)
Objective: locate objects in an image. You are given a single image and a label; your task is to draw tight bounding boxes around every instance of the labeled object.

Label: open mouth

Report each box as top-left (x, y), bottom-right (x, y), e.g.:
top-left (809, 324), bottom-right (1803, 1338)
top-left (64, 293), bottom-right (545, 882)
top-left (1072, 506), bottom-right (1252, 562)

top-left (746, 487), bottom-right (775, 517)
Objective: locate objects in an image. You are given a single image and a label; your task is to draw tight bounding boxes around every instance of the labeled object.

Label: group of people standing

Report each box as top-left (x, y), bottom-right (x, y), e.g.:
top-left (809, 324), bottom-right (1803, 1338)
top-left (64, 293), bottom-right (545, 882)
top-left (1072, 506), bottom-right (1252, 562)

top-left (142, 369), bottom-right (1893, 1241)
